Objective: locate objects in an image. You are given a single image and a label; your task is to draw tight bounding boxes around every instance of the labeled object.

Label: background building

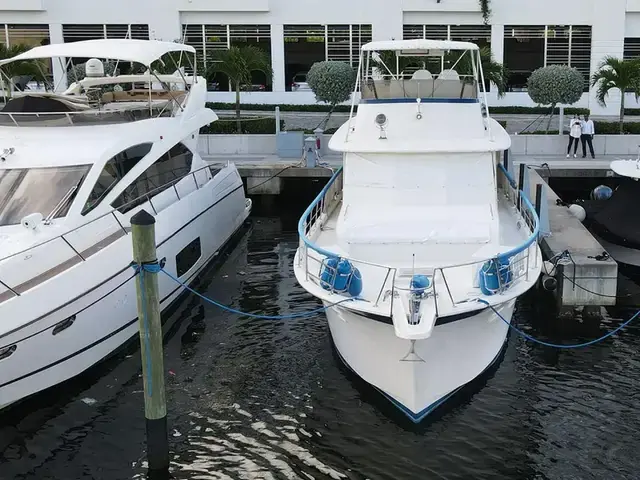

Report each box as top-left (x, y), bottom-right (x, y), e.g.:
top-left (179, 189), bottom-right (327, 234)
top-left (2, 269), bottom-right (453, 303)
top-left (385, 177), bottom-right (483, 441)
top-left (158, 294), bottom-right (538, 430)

top-left (1, 0), bottom-right (639, 114)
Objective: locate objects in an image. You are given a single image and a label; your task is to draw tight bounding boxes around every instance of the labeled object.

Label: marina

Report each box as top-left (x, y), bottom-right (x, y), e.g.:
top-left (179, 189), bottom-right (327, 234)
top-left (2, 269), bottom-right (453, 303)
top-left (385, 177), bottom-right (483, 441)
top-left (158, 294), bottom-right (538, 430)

top-left (0, 34), bottom-right (640, 480)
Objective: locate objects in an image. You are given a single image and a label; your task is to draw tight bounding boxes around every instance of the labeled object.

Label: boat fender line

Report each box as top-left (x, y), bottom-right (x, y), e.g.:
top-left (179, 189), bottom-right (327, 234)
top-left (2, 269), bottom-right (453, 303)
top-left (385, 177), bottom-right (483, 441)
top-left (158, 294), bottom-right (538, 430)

top-left (130, 261), bottom-right (356, 320)
top-left (478, 299), bottom-right (640, 349)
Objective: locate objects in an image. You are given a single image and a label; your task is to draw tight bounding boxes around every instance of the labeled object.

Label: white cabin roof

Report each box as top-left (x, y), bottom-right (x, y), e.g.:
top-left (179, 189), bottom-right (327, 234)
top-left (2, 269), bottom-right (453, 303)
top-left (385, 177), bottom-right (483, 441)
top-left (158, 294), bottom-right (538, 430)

top-left (0, 119), bottom-right (176, 169)
top-left (0, 39), bottom-right (195, 67)
top-left (361, 39), bottom-right (479, 52)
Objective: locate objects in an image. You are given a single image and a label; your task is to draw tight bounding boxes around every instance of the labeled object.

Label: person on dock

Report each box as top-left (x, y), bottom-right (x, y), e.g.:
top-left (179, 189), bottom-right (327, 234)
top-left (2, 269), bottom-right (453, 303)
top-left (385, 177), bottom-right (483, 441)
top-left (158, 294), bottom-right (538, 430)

top-left (581, 114), bottom-right (595, 159)
top-left (566, 115), bottom-right (582, 158)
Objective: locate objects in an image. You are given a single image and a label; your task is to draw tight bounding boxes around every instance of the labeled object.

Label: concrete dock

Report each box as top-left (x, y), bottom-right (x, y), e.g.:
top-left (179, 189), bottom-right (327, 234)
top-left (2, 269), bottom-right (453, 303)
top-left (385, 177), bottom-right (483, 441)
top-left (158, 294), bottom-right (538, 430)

top-left (521, 167), bottom-right (618, 308)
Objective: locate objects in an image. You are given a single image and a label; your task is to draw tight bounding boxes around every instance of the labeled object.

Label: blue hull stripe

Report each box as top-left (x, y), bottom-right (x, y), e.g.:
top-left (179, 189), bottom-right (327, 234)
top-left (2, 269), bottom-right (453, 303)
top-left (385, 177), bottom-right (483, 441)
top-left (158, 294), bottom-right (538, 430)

top-left (334, 343), bottom-right (505, 423)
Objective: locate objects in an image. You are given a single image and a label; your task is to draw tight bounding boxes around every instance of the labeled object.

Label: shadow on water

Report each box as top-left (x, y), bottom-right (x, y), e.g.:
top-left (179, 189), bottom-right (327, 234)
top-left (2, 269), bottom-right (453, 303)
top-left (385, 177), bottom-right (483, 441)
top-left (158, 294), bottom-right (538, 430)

top-left (1, 184), bottom-right (640, 479)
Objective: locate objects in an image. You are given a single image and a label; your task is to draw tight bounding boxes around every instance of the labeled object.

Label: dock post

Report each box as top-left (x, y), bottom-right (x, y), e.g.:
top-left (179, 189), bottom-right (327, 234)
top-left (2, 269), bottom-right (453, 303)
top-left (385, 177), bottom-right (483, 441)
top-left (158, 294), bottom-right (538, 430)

top-left (131, 210), bottom-right (169, 479)
top-left (275, 106), bottom-right (281, 134)
top-left (534, 183), bottom-right (543, 218)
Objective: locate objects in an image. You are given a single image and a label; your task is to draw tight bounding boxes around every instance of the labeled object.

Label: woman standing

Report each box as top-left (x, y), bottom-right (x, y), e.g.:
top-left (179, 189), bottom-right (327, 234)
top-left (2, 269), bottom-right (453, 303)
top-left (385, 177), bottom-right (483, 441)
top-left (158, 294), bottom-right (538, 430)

top-left (567, 115), bottom-right (582, 157)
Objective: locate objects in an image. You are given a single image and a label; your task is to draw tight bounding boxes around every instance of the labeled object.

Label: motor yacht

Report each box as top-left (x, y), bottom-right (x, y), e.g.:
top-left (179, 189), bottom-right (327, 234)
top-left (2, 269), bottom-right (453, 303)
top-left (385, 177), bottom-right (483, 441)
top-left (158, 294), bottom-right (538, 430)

top-left (294, 39), bottom-right (542, 422)
top-left (0, 39), bottom-right (251, 408)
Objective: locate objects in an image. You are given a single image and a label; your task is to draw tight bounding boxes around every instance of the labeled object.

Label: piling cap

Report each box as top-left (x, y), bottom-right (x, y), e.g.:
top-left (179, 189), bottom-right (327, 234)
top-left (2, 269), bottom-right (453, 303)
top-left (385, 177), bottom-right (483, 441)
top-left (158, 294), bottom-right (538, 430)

top-left (131, 209), bottom-right (156, 226)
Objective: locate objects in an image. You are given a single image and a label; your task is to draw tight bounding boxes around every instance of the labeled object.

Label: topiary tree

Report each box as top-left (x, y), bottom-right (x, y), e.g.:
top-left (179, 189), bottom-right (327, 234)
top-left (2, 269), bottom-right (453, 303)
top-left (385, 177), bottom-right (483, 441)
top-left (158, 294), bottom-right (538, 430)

top-left (527, 65), bottom-right (584, 132)
top-left (307, 61), bottom-right (356, 129)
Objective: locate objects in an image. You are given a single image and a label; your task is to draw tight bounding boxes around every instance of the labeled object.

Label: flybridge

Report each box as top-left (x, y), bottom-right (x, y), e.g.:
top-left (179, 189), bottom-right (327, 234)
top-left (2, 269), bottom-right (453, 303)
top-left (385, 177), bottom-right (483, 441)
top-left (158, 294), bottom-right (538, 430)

top-left (0, 39), bottom-right (202, 126)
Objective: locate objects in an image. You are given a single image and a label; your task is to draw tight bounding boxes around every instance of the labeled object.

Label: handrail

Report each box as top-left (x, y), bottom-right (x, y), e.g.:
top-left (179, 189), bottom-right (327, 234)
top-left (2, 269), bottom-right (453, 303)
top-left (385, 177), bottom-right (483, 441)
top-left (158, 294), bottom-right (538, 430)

top-left (497, 162), bottom-right (517, 189)
top-left (0, 163), bottom-right (216, 266)
top-left (297, 166), bottom-right (343, 259)
top-left (298, 164), bottom-right (540, 294)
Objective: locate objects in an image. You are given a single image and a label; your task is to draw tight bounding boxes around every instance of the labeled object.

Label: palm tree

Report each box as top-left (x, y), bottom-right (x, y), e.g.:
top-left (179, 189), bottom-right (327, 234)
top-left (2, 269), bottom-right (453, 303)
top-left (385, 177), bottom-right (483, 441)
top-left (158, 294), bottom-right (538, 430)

top-left (0, 43), bottom-right (45, 98)
top-left (591, 56), bottom-right (640, 134)
top-left (206, 45), bottom-right (273, 133)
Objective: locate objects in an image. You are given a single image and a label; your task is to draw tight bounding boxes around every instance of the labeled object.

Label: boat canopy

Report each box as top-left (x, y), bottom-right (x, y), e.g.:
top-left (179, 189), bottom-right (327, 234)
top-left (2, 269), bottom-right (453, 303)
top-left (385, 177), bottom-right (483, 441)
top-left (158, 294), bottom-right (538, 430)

top-left (0, 39), bottom-right (195, 67)
top-left (361, 39), bottom-right (479, 53)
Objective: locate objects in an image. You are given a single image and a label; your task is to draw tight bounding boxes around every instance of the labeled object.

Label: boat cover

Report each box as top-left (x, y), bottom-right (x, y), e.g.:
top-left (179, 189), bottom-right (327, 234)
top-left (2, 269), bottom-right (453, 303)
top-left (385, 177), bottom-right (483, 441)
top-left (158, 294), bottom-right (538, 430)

top-left (589, 178), bottom-right (640, 248)
top-left (2, 94), bottom-right (73, 113)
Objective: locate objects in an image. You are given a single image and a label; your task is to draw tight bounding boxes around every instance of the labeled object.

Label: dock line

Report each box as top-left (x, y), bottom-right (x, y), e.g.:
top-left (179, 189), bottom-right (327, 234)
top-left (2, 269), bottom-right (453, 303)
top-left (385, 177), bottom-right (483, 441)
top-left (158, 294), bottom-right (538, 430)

top-left (130, 261), bottom-right (355, 319)
top-left (479, 299), bottom-right (640, 349)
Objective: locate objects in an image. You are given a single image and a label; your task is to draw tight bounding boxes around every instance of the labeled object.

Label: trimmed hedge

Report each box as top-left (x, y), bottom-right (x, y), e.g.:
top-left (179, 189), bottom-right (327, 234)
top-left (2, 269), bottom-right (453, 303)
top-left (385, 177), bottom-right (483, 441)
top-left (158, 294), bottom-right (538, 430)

top-left (200, 117), bottom-right (284, 134)
top-left (520, 121), bottom-right (640, 135)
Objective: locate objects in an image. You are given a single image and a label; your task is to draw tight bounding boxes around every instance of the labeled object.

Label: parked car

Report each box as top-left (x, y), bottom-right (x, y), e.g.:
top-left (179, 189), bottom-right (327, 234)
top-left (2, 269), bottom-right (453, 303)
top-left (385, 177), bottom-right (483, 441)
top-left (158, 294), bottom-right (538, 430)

top-left (240, 84), bottom-right (266, 91)
top-left (291, 72), bottom-right (310, 91)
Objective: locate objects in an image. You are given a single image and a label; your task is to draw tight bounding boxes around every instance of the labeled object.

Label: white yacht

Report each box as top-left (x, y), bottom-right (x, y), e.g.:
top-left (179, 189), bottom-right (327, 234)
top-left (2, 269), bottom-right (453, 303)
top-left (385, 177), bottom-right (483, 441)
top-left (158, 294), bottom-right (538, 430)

top-left (294, 39), bottom-right (542, 422)
top-left (0, 39), bottom-right (251, 408)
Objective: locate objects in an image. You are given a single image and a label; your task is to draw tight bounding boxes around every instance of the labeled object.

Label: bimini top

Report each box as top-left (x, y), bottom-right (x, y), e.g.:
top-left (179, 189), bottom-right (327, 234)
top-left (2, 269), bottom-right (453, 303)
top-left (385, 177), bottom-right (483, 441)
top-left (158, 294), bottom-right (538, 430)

top-left (361, 39), bottom-right (479, 52)
top-left (0, 39), bottom-right (195, 67)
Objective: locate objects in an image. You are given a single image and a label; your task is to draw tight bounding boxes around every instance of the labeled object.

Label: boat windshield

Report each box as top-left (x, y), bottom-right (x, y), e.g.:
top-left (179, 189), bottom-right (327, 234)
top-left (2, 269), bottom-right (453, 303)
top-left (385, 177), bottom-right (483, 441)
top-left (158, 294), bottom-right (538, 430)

top-left (0, 165), bottom-right (90, 226)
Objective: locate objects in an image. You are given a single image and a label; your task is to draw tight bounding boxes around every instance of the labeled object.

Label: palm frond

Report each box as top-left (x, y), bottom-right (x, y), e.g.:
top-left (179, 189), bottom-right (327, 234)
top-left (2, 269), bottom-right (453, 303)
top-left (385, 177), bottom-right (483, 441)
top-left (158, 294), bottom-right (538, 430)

top-left (591, 55), bottom-right (640, 106)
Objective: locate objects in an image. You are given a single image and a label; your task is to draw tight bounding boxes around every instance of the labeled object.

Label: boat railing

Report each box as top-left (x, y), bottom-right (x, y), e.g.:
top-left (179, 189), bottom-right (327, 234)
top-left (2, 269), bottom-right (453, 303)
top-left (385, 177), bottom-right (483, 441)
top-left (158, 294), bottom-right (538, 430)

top-left (0, 163), bottom-right (218, 304)
top-left (361, 73), bottom-right (478, 101)
top-left (297, 164), bottom-right (540, 317)
top-left (0, 105), bottom-right (176, 127)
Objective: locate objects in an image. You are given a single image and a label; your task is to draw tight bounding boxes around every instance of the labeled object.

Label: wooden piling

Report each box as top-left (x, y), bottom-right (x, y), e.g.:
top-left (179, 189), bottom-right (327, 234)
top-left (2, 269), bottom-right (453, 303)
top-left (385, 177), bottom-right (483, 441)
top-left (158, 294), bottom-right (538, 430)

top-left (131, 209), bottom-right (169, 478)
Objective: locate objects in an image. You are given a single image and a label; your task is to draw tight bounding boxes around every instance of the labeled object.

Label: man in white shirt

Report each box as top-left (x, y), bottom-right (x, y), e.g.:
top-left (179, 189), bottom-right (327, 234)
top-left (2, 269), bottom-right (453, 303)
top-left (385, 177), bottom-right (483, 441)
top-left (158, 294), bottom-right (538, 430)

top-left (581, 114), bottom-right (595, 159)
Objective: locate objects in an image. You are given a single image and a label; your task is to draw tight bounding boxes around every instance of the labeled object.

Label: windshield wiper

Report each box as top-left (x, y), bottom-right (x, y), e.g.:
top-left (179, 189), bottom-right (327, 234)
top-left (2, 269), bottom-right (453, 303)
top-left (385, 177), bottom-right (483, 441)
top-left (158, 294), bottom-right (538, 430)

top-left (44, 174), bottom-right (86, 225)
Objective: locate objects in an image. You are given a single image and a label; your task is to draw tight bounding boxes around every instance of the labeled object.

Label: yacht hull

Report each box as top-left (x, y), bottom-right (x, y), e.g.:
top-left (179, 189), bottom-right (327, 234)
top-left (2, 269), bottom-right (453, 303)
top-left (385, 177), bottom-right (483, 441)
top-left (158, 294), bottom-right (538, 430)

top-left (0, 174), bottom-right (250, 409)
top-left (325, 299), bottom-right (516, 422)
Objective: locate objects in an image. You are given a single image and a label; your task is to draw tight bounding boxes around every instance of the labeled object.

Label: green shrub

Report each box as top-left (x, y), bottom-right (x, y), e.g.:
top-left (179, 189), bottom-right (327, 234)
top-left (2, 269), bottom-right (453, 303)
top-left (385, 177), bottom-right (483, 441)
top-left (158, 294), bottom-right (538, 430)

top-left (518, 121), bottom-right (640, 135)
top-left (624, 108), bottom-right (640, 116)
top-left (200, 117), bottom-right (284, 134)
top-left (489, 106), bottom-right (589, 115)
top-left (594, 121), bottom-right (640, 134)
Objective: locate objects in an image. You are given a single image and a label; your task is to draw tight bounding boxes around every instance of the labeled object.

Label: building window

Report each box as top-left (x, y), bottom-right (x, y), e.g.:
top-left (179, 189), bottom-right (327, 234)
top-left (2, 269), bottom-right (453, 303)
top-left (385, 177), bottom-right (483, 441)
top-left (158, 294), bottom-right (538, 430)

top-left (82, 143), bottom-right (153, 215)
top-left (283, 24), bottom-right (371, 91)
top-left (623, 38), bottom-right (640, 60)
top-left (62, 24), bottom-right (150, 43)
top-left (112, 143), bottom-right (193, 214)
top-left (0, 25), bottom-right (51, 88)
top-left (0, 24), bottom-right (50, 48)
top-left (505, 25), bottom-right (591, 92)
top-left (181, 24), bottom-right (271, 92)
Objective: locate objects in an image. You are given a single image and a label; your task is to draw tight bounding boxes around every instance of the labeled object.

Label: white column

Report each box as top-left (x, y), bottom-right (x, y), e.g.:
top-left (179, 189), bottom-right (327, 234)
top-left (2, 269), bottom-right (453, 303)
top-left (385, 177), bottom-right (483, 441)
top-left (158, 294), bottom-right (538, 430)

top-left (371, 3), bottom-right (403, 41)
top-left (49, 23), bottom-right (67, 92)
top-left (270, 24), bottom-right (285, 92)
top-left (148, 5), bottom-right (181, 42)
top-left (491, 24), bottom-right (504, 64)
top-left (588, 0), bottom-right (626, 115)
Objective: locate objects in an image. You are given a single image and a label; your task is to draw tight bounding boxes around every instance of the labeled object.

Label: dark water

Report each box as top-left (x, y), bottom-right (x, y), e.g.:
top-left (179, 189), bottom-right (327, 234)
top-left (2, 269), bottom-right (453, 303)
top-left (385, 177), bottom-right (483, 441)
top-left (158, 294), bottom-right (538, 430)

top-left (2, 206), bottom-right (640, 479)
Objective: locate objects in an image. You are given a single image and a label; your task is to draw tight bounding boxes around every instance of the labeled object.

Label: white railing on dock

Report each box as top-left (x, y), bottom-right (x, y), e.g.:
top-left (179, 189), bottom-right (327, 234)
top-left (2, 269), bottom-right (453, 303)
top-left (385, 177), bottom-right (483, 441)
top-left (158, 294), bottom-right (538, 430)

top-left (0, 164), bottom-right (218, 303)
top-left (297, 164), bottom-right (541, 316)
